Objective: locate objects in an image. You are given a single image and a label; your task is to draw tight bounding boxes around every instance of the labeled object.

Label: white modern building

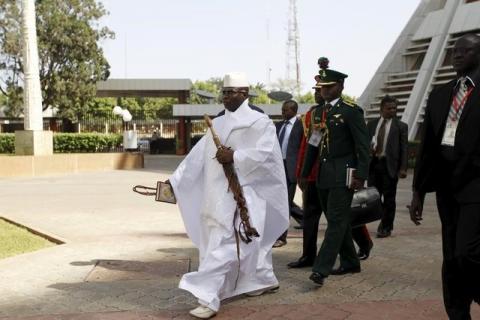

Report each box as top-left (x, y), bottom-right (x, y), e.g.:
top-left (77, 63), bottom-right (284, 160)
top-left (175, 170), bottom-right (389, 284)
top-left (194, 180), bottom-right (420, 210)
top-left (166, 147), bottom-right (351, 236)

top-left (358, 0), bottom-right (480, 140)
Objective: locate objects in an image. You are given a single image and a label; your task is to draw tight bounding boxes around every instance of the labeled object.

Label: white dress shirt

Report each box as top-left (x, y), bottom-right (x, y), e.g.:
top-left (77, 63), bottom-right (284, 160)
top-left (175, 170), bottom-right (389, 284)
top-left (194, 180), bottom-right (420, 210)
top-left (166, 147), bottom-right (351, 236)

top-left (326, 97), bottom-right (341, 107)
top-left (279, 116), bottom-right (297, 159)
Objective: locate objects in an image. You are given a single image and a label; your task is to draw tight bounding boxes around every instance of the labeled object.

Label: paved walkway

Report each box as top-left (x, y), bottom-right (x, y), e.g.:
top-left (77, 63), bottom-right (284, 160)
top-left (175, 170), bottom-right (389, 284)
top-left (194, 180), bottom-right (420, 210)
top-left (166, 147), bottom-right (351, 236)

top-left (0, 155), bottom-right (478, 320)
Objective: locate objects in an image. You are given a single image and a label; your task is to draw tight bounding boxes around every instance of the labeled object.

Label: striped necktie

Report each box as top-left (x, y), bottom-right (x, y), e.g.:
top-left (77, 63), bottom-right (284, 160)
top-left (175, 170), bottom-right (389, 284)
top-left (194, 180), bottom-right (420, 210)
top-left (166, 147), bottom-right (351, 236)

top-left (278, 120), bottom-right (288, 146)
top-left (449, 78), bottom-right (469, 121)
top-left (375, 119), bottom-right (387, 156)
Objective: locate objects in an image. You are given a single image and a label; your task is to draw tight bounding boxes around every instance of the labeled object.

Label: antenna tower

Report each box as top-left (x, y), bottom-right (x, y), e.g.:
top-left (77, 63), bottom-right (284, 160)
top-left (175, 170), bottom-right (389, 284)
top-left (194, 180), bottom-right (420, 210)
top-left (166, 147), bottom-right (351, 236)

top-left (286, 0), bottom-right (301, 94)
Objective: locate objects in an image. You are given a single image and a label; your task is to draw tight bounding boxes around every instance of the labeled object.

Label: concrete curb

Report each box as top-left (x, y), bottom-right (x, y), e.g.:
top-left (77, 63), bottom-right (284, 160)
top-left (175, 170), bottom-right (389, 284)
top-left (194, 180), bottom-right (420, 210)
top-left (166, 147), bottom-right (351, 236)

top-left (0, 215), bottom-right (66, 244)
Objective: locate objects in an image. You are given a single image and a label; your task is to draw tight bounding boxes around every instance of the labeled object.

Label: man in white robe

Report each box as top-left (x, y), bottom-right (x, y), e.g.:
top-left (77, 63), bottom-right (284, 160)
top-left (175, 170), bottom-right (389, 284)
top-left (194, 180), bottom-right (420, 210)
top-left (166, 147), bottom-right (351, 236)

top-left (169, 72), bottom-right (289, 319)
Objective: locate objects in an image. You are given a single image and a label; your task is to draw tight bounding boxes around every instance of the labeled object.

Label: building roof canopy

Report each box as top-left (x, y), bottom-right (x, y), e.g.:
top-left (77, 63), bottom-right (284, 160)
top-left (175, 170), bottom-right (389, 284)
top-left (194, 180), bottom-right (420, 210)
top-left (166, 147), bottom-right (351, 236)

top-left (96, 79), bottom-right (192, 98)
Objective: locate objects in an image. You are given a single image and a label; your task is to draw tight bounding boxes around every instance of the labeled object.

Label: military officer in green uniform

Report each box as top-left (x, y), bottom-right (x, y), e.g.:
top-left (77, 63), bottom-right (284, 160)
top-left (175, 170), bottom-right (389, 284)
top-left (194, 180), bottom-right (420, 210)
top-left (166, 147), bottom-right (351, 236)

top-left (299, 69), bottom-right (370, 286)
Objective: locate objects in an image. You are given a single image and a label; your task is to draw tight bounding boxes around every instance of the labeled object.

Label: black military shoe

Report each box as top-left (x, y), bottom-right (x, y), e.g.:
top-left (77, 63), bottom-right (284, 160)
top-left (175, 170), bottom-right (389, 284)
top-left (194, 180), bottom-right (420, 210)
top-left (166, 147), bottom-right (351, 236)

top-left (309, 272), bottom-right (325, 286)
top-left (376, 229), bottom-right (391, 238)
top-left (287, 256), bottom-right (314, 268)
top-left (357, 242), bottom-right (373, 260)
top-left (330, 266), bottom-right (361, 276)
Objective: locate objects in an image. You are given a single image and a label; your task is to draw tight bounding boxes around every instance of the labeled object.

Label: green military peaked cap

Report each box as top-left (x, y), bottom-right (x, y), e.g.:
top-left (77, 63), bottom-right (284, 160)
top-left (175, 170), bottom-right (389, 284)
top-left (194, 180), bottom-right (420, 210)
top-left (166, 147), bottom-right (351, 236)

top-left (318, 56), bottom-right (329, 64)
top-left (317, 69), bottom-right (348, 86)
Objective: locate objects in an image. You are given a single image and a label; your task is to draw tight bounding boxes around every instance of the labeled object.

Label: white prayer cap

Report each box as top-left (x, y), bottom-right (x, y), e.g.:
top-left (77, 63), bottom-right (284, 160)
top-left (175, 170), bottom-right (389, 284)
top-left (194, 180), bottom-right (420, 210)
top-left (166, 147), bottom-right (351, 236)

top-left (223, 72), bottom-right (249, 88)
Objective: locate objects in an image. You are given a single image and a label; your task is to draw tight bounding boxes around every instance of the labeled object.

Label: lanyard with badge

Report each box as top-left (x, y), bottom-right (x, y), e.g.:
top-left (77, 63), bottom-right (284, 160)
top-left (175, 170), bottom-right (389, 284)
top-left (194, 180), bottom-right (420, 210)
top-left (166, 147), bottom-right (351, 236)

top-left (308, 107), bottom-right (327, 148)
top-left (441, 86), bottom-right (474, 146)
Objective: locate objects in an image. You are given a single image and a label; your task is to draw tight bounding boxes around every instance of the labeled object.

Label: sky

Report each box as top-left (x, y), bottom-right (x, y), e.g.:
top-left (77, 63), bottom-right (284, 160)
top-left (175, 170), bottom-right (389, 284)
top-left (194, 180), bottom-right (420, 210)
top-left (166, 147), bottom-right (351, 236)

top-left (99, 0), bottom-right (420, 97)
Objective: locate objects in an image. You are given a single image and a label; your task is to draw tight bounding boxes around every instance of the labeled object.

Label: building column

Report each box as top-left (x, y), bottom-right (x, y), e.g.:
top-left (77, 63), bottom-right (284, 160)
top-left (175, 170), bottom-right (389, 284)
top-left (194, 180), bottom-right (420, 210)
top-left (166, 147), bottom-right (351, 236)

top-left (175, 90), bottom-right (190, 155)
top-left (16, 0), bottom-right (53, 155)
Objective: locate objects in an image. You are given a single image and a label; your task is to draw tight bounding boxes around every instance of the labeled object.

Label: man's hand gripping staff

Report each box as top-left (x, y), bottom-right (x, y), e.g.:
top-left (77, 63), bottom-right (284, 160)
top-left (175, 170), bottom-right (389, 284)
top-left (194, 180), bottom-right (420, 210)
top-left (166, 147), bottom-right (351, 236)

top-left (204, 115), bottom-right (260, 243)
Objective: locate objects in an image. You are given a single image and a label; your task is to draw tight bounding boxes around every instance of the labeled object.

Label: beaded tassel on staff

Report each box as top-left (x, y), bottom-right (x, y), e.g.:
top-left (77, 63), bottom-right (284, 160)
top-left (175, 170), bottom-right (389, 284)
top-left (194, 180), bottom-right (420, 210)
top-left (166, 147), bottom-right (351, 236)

top-left (203, 115), bottom-right (260, 243)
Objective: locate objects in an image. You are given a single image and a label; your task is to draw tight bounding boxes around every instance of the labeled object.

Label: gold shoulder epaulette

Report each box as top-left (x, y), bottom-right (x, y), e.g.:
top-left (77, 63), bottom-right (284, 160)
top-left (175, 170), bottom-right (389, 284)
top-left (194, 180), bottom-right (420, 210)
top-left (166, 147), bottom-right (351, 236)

top-left (343, 100), bottom-right (356, 107)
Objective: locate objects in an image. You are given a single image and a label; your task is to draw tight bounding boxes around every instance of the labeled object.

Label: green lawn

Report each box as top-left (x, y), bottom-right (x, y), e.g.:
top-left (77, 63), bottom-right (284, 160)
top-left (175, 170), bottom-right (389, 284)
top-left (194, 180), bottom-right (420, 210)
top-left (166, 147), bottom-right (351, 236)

top-left (0, 219), bottom-right (55, 259)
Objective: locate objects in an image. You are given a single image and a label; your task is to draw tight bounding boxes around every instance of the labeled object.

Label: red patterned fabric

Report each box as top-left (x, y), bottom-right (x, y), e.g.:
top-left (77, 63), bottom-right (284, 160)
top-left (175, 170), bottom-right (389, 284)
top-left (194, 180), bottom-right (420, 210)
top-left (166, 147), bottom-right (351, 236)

top-left (296, 107), bottom-right (319, 181)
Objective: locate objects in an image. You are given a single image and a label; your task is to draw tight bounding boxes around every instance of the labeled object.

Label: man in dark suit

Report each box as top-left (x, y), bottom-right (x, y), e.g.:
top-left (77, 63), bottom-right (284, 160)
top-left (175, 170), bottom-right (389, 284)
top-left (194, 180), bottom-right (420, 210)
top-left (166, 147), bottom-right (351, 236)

top-left (409, 33), bottom-right (480, 319)
top-left (274, 100), bottom-right (304, 248)
top-left (368, 95), bottom-right (408, 238)
top-left (352, 95), bottom-right (408, 259)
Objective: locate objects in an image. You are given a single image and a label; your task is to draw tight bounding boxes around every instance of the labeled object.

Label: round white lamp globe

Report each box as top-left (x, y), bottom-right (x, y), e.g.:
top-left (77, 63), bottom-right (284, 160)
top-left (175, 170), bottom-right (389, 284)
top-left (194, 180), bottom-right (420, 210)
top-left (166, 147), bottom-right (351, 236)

top-left (112, 106), bottom-right (123, 115)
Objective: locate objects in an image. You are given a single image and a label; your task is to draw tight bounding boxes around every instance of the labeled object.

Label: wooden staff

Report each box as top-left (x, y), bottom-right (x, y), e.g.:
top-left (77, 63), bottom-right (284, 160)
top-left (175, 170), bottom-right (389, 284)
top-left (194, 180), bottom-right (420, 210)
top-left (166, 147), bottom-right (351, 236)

top-left (204, 115), bottom-right (260, 243)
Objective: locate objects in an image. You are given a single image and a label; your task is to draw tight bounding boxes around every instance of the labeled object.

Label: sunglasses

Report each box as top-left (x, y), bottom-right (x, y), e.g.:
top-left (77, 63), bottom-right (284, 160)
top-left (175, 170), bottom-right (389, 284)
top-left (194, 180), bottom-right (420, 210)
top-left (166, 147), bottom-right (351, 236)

top-left (222, 89), bottom-right (247, 96)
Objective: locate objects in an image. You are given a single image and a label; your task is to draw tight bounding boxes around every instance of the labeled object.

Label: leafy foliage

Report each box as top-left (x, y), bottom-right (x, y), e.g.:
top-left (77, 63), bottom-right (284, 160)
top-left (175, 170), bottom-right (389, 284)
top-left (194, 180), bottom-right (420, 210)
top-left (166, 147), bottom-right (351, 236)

top-left (296, 92), bottom-right (315, 104)
top-left (249, 82), bottom-right (270, 104)
top-left (0, 0), bottom-right (113, 120)
top-left (53, 133), bottom-right (122, 153)
top-left (0, 133), bottom-right (14, 153)
top-left (117, 97), bottom-right (176, 119)
top-left (190, 78), bottom-right (222, 104)
top-left (86, 97), bottom-right (117, 118)
top-left (0, 133), bottom-right (122, 153)
top-left (87, 96), bottom-right (177, 120)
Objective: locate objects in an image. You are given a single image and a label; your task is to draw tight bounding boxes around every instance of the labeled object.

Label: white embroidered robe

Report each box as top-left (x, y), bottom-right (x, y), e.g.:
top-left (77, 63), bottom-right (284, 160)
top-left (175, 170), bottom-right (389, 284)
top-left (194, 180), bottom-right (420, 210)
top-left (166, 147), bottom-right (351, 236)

top-left (169, 100), bottom-right (289, 311)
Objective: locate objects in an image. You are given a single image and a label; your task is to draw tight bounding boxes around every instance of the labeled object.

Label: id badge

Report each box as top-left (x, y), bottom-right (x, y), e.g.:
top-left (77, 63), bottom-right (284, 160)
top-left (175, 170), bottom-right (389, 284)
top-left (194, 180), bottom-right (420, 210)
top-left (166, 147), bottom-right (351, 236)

top-left (308, 129), bottom-right (323, 147)
top-left (441, 121), bottom-right (457, 146)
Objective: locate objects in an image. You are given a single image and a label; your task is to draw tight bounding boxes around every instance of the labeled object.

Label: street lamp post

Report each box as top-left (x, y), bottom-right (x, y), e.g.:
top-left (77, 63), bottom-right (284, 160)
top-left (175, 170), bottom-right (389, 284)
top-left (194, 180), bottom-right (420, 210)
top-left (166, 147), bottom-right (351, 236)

top-left (112, 106), bottom-right (137, 151)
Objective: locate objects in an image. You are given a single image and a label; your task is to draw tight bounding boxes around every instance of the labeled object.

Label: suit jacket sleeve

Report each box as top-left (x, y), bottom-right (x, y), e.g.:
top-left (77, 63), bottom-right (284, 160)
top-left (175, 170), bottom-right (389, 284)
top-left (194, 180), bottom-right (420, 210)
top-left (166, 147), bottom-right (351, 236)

top-left (399, 121), bottom-right (408, 172)
top-left (285, 119), bottom-right (304, 182)
top-left (413, 90), bottom-right (437, 193)
top-left (301, 144), bottom-right (319, 178)
top-left (367, 120), bottom-right (377, 143)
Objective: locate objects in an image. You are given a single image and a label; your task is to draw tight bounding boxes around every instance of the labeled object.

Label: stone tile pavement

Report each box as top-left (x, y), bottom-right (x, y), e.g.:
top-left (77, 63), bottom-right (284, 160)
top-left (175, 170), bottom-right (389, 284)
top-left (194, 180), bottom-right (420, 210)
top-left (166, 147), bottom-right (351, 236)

top-left (0, 155), bottom-right (478, 319)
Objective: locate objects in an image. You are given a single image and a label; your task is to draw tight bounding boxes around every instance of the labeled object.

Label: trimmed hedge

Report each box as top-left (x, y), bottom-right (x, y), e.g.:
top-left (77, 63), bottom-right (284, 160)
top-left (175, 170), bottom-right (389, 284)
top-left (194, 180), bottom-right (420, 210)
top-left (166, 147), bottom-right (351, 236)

top-left (53, 133), bottom-right (122, 153)
top-left (0, 134), bottom-right (14, 154)
top-left (0, 133), bottom-right (122, 154)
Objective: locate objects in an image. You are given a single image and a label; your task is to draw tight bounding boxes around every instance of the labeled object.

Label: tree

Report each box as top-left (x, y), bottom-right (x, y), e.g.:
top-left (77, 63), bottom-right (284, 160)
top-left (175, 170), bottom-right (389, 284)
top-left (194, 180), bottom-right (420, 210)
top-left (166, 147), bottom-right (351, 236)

top-left (190, 78), bottom-right (222, 104)
top-left (0, 0), bottom-right (113, 121)
top-left (87, 96), bottom-right (178, 120)
top-left (249, 82), bottom-right (270, 104)
top-left (86, 97), bottom-right (116, 118)
top-left (269, 78), bottom-right (299, 96)
top-left (142, 97), bottom-right (176, 119)
top-left (0, 0), bottom-right (23, 117)
top-left (296, 91), bottom-right (314, 104)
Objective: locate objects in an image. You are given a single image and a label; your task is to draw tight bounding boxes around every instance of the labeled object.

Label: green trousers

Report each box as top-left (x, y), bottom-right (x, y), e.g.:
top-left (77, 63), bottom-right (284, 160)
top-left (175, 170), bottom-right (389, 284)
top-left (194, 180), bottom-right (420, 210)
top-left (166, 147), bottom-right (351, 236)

top-left (313, 187), bottom-right (360, 276)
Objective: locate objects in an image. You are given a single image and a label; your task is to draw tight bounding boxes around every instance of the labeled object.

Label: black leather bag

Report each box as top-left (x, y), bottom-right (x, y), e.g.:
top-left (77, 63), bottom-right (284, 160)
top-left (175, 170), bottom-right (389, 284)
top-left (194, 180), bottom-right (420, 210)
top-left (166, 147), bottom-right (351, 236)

top-left (350, 187), bottom-right (382, 228)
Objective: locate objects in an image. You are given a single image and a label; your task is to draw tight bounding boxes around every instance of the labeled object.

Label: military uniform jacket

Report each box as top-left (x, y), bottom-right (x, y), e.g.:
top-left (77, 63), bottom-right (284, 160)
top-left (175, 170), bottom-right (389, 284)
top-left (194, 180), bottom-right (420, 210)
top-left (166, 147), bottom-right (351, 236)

top-left (301, 99), bottom-right (370, 189)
